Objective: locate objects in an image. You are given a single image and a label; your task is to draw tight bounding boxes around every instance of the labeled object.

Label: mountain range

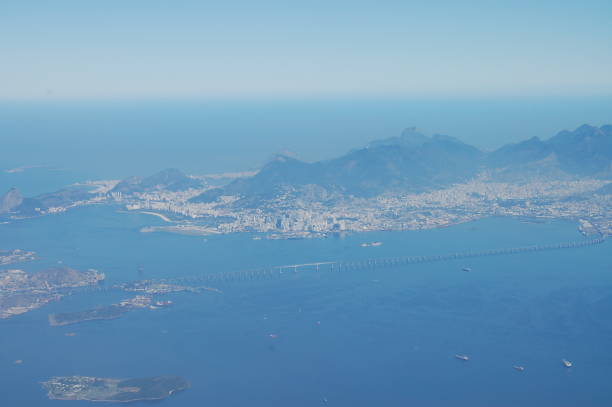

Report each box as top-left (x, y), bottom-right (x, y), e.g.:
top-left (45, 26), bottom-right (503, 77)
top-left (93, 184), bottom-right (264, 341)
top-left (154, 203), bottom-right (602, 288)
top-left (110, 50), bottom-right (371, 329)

top-left (2, 124), bottom-right (611, 216)
top-left (191, 124), bottom-right (612, 203)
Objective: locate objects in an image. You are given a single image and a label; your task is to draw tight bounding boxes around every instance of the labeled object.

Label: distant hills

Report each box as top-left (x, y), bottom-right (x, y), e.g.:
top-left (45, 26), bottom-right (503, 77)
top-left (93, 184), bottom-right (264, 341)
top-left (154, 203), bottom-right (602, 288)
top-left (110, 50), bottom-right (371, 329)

top-left (10, 187), bottom-right (93, 217)
top-left (111, 168), bottom-right (204, 194)
top-left (2, 168), bottom-right (205, 217)
top-left (191, 124), bottom-right (612, 203)
top-left (487, 124), bottom-right (612, 180)
top-left (2, 124), bottom-right (611, 216)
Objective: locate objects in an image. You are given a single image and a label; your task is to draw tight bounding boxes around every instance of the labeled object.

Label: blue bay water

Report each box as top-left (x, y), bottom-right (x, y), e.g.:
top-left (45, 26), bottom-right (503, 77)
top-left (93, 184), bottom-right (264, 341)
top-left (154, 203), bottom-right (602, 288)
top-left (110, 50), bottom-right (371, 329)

top-left (1, 206), bottom-right (611, 406)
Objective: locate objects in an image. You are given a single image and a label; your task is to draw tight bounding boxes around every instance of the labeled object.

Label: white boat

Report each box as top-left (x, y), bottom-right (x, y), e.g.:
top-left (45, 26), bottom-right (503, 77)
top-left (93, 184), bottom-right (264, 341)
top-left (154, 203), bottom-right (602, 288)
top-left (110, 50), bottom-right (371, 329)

top-left (513, 365), bottom-right (525, 372)
top-left (562, 359), bottom-right (573, 368)
top-left (455, 354), bottom-right (469, 361)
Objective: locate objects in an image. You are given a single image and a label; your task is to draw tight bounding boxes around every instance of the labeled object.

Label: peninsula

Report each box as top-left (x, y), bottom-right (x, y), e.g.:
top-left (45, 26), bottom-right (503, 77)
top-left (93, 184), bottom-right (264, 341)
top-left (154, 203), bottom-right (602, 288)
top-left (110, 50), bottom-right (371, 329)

top-left (0, 267), bottom-right (105, 319)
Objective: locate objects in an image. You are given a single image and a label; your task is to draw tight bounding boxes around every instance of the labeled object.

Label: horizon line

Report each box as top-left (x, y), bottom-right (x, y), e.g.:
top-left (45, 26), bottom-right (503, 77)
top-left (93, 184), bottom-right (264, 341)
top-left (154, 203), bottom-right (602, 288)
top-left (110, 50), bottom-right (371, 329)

top-left (2, 93), bottom-right (612, 104)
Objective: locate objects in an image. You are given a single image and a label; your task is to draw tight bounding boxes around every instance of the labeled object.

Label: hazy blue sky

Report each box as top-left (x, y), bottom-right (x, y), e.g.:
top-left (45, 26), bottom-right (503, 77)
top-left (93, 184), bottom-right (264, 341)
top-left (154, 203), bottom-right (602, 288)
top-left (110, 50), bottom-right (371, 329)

top-left (1, 0), bottom-right (611, 100)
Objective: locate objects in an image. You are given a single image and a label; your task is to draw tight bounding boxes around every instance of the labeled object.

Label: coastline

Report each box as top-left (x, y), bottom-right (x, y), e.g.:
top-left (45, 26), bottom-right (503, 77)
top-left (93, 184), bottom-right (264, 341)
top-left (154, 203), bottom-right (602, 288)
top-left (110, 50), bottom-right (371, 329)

top-left (138, 211), bottom-right (172, 222)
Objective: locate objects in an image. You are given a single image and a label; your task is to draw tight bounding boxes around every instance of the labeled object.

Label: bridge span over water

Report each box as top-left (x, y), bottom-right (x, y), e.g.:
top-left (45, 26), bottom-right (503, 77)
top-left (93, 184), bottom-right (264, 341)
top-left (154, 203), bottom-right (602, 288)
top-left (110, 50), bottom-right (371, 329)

top-left (164, 236), bottom-right (607, 285)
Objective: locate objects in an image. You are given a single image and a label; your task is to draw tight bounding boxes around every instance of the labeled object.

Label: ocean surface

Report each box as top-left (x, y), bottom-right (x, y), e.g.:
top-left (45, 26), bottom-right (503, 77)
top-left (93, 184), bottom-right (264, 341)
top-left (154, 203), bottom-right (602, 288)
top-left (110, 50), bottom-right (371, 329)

top-left (2, 97), bottom-right (612, 195)
top-left (1, 206), bottom-right (611, 406)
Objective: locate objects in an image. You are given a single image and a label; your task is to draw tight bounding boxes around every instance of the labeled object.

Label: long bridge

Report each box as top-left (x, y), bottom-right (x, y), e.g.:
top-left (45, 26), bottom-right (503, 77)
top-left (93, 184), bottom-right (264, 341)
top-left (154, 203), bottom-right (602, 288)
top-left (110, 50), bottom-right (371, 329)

top-left (164, 235), bottom-right (607, 285)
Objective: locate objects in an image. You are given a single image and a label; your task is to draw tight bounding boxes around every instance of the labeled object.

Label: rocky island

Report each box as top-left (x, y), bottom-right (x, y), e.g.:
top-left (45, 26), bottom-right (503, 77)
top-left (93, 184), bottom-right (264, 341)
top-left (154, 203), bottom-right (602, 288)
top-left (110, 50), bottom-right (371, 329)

top-left (42, 375), bottom-right (189, 402)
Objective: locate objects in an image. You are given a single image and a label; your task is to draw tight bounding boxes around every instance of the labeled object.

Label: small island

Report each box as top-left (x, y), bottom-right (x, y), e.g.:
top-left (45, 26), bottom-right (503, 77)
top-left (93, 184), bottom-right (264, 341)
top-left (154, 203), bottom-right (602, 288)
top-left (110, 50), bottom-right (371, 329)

top-left (48, 296), bottom-right (151, 327)
top-left (49, 304), bottom-right (128, 326)
top-left (0, 249), bottom-right (36, 266)
top-left (117, 279), bottom-right (223, 295)
top-left (42, 375), bottom-right (189, 402)
top-left (116, 279), bottom-right (199, 294)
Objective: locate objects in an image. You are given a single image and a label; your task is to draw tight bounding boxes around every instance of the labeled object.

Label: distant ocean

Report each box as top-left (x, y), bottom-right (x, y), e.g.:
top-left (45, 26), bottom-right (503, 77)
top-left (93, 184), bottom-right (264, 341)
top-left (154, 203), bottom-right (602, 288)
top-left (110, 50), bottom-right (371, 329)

top-left (0, 206), bottom-right (611, 406)
top-left (2, 97), bottom-right (612, 195)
